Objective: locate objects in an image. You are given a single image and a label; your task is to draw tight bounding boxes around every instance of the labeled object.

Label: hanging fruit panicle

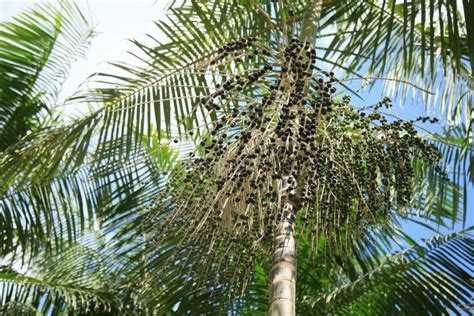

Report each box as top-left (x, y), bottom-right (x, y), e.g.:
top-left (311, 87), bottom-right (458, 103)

top-left (142, 37), bottom-right (448, 296)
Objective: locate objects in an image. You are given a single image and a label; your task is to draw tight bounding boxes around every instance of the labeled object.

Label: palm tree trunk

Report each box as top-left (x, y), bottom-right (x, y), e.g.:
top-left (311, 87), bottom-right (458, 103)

top-left (299, 0), bottom-right (323, 44)
top-left (268, 1), bottom-right (323, 315)
top-left (268, 202), bottom-right (297, 316)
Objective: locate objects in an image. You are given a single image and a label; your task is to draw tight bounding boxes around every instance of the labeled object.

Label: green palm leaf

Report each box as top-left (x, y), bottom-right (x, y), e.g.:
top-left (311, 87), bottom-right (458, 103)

top-left (0, 0), bottom-right (95, 150)
top-left (311, 228), bottom-right (473, 315)
top-left (321, 1), bottom-right (472, 131)
top-left (0, 243), bottom-right (121, 315)
top-left (0, 136), bottom-right (172, 262)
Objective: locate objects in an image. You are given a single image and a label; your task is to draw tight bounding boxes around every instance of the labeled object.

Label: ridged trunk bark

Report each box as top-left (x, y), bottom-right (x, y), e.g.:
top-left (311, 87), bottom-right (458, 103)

top-left (268, 203), bottom-right (297, 316)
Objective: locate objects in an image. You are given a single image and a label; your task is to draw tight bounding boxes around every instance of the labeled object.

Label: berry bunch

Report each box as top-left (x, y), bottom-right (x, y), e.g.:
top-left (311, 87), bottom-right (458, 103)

top-left (145, 37), bottom-right (448, 295)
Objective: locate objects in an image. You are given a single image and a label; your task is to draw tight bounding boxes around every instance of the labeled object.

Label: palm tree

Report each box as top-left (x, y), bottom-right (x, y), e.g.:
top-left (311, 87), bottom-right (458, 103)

top-left (0, 0), bottom-right (472, 315)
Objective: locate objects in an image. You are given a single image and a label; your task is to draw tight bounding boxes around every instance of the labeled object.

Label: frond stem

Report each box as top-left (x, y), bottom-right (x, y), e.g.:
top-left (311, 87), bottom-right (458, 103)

top-left (340, 76), bottom-right (436, 95)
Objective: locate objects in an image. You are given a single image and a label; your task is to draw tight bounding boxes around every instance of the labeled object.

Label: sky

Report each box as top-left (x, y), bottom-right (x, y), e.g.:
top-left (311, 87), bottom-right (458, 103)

top-left (1, 0), bottom-right (472, 244)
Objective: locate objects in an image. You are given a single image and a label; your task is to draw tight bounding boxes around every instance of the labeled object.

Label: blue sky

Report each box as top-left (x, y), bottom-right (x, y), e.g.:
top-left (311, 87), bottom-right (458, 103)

top-left (2, 0), bottom-right (471, 244)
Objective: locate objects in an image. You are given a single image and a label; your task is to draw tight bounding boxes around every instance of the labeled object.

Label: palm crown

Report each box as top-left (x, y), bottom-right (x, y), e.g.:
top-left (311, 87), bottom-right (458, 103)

top-left (0, 0), bottom-right (472, 315)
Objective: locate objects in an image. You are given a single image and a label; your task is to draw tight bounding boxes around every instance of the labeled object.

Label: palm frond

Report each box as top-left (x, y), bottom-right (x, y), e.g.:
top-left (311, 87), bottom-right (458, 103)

top-left (0, 243), bottom-right (121, 315)
top-left (0, 0), bottom-right (95, 150)
top-left (321, 0), bottom-right (472, 130)
top-left (0, 136), bottom-right (172, 262)
top-left (420, 125), bottom-right (473, 226)
top-left (310, 228), bottom-right (473, 315)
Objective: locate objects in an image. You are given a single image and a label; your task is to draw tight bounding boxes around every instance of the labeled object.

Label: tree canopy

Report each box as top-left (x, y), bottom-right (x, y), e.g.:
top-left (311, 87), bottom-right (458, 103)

top-left (0, 1), bottom-right (472, 315)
